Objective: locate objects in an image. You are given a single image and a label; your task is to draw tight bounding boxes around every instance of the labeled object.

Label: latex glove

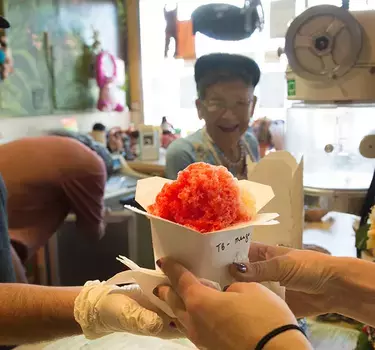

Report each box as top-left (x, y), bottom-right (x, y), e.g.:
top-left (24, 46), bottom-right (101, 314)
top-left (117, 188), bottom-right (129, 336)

top-left (154, 258), bottom-right (312, 350)
top-left (228, 243), bottom-right (349, 318)
top-left (74, 280), bottom-right (182, 340)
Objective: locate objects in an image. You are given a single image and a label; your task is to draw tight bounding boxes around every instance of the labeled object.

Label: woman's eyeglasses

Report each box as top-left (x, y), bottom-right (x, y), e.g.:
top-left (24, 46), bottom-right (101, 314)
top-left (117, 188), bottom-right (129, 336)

top-left (203, 97), bottom-right (256, 117)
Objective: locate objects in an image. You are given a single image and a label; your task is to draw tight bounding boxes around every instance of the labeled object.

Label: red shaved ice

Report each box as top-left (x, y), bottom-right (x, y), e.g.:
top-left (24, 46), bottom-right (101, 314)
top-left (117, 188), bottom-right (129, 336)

top-left (148, 163), bottom-right (252, 233)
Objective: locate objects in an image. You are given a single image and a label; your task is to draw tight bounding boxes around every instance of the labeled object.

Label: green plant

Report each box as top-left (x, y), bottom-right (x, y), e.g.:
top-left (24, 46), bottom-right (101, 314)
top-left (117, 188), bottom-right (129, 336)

top-left (52, 26), bottom-right (95, 110)
top-left (356, 326), bottom-right (374, 350)
top-left (116, 0), bottom-right (130, 109)
top-left (116, 0), bottom-right (127, 33)
top-left (356, 224), bottom-right (370, 251)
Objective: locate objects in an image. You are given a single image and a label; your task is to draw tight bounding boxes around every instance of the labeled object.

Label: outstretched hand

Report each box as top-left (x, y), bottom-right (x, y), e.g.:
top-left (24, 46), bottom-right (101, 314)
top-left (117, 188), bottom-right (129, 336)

top-left (154, 258), bottom-right (310, 350)
top-left (229, 242), bottom-right (348, 318)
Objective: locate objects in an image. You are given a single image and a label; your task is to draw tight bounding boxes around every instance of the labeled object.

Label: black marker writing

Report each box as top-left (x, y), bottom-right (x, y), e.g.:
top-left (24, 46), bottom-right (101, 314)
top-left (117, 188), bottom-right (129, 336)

top-left (216, 232), bottom-right (251, 253)
top-left (216, 243), bottom-right (225, 252)
top-left (235, 233), bottom-right (251, 244)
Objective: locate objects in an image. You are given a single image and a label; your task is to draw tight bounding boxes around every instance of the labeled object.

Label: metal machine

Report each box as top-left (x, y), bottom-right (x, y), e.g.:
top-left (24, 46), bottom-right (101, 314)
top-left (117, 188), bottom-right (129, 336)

top-left (285, 5), bottom-right (375, 102)
top-left (360, 130), bottom-right (375, 159)
top-left (283, 4), bottom-right (375, 214)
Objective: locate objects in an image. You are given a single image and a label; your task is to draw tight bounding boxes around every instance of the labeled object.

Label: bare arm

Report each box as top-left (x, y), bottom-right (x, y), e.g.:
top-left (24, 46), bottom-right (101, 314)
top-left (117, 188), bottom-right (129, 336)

top-left (0, 282), bottom-right (177, 345)
top-left (0, 284), bottom-right (81, 345)
top-left (232, 243), bottom-right (375, 325)
top-left (334, 257), bottom-right (375, 326)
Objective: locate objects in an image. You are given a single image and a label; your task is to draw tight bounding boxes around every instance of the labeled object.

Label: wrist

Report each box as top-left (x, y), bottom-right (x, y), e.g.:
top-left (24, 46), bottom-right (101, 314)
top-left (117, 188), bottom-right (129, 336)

top-left (316, 256), bottom-right (358, 314)
top-left (333, 257), bottom-right (375, 324)
top-left (74, 281), bottom-right (117, 339)
top-left (263, 329), bottom-right (312, 350)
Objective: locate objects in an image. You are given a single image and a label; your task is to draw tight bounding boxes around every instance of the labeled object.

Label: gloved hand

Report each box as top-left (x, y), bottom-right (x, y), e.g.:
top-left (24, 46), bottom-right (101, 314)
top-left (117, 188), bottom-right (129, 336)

top-left (229, 243), bottom-right (343, 318)
top-left (74, 280), bottom-right (182, 340)
top-left (232, 243), bottom-right (375, 327)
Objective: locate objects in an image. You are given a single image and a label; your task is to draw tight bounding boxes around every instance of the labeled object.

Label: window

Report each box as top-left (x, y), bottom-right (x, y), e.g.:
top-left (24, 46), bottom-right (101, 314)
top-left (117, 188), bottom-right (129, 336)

top-left (140, 0), bottom-right (292, 132)
top-left (139, 0), bottom-right (375, 132)
top-left (307, 0), bottom-right (375, 10)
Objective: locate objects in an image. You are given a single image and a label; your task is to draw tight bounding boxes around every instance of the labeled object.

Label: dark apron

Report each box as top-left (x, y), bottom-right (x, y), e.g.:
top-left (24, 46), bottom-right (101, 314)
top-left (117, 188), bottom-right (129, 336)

top-left (0, 176), bottom-right (17, 349)
top-left (360, 169), bottom-right (375, 226)
top-left (358, 169), bottom-right (375, 257)
top-left (0, 176), bottom-right (16, 283)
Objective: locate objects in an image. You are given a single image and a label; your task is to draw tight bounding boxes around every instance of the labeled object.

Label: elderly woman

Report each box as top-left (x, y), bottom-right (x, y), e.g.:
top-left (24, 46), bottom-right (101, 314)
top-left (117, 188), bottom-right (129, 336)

top-left (166, 53), bottom-right (260, 180)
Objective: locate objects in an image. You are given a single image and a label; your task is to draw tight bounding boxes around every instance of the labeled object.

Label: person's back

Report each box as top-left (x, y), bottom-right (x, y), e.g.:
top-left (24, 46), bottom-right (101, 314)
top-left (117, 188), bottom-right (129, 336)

top-left (0, 136), bottom-right (106, 263)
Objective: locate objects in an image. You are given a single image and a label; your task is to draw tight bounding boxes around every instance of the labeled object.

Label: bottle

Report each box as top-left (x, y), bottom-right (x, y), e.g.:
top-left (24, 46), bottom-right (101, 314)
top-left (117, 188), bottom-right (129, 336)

top-left (161, 116), bottom-right (173, 133)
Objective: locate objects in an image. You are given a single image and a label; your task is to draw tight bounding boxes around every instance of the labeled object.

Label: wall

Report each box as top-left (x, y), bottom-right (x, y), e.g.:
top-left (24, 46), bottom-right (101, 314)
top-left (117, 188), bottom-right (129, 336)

top-left (3, 0), bottom-right (123, 117)
top-left (125, 0), bottom-right (143, 125)
top-left (139, 0), bottom-right (290, 134)
top-left (0, 0), bottom-right (131, 141)
top-left (126, 0), bottom-right (142, 107)
top-left (0, 111), bottom-right (130, 144)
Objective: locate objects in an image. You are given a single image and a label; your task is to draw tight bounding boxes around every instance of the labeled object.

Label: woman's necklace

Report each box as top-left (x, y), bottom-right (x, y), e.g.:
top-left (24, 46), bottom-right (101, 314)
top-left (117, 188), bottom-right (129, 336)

top-left (220, 139), bottom-right (246, 169)
top-left (202, 128), bottom-right (250, 178)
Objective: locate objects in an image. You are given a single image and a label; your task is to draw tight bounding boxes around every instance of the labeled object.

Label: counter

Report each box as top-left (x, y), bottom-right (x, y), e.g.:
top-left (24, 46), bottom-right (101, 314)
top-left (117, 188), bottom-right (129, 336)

top-left (126, 152), bottom-right (369, 217)
top-left (16, 333), bottom-right (195, 350)
top-left (128, 150), bottom-right (166, 177)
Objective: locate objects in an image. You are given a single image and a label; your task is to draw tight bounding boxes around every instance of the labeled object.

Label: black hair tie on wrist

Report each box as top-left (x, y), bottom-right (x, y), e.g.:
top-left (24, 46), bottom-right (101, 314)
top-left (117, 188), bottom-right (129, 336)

top-left (255, 324), bottom-right (307, 350)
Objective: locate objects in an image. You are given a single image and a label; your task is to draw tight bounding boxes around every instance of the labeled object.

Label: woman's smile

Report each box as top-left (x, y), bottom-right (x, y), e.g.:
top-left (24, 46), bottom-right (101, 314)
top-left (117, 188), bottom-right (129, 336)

top-left (218, 125), bottom-right (240, 132)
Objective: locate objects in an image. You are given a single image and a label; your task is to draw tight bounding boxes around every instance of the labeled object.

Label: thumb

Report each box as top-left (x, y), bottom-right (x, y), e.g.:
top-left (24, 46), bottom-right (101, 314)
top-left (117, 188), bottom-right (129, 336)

top-left (112, 286), bottom-right (183, 339)
top-left (101, 292), bottom-right (164, 336)
top-left (120, 301), bottom-right (164, 336)
top-left (229, 256), bottom-right (290, 284)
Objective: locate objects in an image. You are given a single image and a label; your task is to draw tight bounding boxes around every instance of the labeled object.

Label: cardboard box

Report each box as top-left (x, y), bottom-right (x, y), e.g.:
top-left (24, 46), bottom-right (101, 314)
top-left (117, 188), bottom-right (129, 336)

top-left (106, 176), bottom-right (281, 317)
top-left (247, 151), bottom-right (304, 248)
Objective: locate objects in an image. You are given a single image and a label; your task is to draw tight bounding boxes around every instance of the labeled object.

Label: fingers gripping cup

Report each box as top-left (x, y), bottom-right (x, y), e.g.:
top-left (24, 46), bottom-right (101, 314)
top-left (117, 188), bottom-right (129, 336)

top-left (106, 163), bottom-right (283, 316)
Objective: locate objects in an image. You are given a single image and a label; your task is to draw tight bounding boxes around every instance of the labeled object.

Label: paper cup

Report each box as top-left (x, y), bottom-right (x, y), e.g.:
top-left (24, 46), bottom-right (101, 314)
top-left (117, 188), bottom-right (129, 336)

top-left (125, 177), bottom-right (279, 288)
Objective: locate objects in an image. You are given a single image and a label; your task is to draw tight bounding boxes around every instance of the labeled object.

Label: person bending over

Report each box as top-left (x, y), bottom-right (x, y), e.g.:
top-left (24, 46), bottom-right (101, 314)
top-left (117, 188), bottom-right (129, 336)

top-left (0, 136), bottom-right (107, 282)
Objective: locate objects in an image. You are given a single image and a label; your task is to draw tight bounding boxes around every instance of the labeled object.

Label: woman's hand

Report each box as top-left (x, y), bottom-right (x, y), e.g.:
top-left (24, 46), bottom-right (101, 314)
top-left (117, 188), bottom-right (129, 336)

top-left (229, 242), bottom-right (374, 321)
top-left (154, 258), bottom-right (311, 350)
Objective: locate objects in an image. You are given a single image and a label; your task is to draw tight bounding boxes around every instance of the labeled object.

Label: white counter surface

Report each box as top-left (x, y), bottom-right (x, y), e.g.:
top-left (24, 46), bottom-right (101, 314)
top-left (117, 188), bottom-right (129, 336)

top-left (15, 333), bottom-right (196, 350)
